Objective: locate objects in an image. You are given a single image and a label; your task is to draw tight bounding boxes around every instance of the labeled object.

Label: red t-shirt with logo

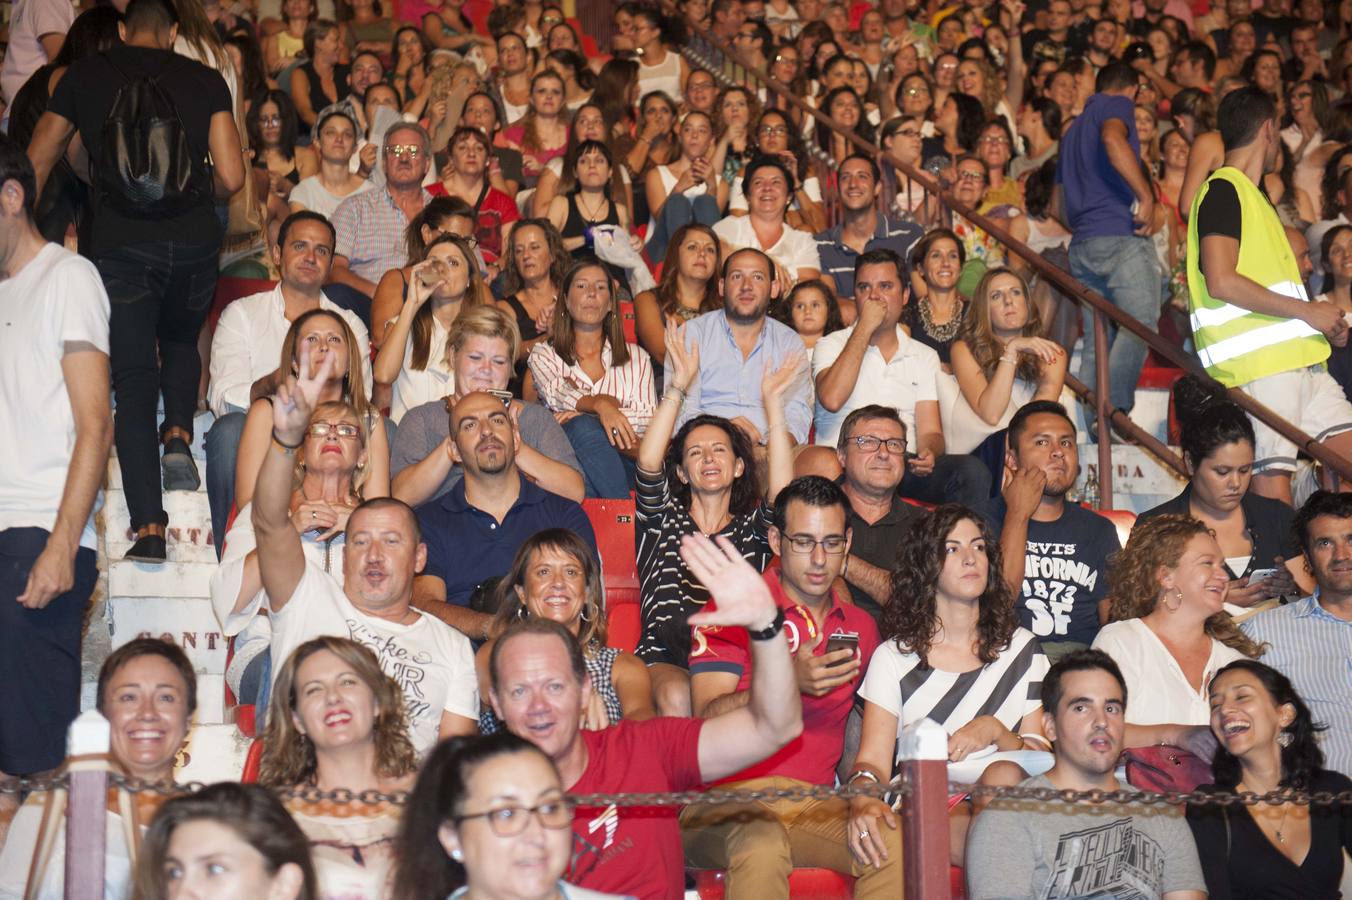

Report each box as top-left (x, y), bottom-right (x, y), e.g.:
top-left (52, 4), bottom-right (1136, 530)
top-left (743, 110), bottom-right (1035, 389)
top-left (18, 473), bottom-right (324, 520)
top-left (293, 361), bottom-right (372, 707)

top-left (689, 569), bottom-right (880, 786)
top-left (566, 717), bottom-right (704, 900)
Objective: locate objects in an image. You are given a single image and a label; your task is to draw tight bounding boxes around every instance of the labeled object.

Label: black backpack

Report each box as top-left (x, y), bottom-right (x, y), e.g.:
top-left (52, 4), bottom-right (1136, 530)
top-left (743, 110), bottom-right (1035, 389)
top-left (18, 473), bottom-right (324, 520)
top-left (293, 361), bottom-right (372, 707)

top-left (96, 55), bottom-right (213, 218)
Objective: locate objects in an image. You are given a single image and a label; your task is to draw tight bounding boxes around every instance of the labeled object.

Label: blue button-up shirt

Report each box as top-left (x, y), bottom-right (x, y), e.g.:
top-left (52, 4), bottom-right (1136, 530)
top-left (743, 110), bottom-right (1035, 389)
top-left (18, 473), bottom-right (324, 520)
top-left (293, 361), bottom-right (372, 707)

top-left (1241, 594), bottom-right (1352, 777)
top-left (814, 214), bottom-right (925, 299)
top-left (417, 473), bottom-right (597, 606)
top-left (668, 311), bottom-right (813, 444)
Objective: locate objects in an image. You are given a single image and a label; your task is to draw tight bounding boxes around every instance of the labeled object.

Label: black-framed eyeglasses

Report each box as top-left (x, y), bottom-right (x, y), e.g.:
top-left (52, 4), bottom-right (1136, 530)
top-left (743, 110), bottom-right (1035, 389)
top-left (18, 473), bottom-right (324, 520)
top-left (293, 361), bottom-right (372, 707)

top-left (454, 799), bottom-right (576, 836)
top-left (847, 435), bottom-right (906, 454)
top-left (783, 534), bottom-right (848, 555)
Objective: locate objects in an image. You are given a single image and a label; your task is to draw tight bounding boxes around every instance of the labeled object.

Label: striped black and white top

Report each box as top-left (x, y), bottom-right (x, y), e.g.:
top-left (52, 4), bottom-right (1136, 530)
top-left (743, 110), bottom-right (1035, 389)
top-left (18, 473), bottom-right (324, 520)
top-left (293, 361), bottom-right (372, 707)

top-left (860, 627), bottom-right (1049, 764)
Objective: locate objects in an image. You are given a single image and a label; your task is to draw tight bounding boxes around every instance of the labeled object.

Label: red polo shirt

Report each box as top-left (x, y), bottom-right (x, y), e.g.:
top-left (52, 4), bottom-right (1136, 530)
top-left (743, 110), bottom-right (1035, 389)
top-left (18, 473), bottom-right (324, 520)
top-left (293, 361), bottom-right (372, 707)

top-left (689, 569), bottom-right (880, 786)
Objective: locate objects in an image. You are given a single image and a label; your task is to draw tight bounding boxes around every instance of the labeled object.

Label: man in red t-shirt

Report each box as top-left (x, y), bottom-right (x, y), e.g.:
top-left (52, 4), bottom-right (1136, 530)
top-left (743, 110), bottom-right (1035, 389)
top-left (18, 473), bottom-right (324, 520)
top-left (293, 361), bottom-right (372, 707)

top-left (427, 127), bottom-right (519, 264)
top-left (488, 533), bottom-right (804, 900)
top-left (682, 476), bottom-right (902, 900)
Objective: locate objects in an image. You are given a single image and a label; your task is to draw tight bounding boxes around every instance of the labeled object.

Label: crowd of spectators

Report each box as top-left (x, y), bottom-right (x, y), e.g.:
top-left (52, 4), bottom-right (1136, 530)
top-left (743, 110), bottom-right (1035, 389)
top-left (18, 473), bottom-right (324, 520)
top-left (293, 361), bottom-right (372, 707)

top-left (3, 0), bottom-right (1352, 896)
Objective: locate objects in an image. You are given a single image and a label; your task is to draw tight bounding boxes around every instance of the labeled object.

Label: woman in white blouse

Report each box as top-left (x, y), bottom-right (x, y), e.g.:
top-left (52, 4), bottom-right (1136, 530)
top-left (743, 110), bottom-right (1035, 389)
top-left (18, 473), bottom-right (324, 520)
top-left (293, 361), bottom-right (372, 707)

top-left (526, 259), bottom-right (656, 498)
top-left (848, 505), bottom-right (1050, 867)
top-left (373, 234), bottom-right (482, 423)
top-left (1092, 513), bottom-right (1264, 755)
top-left (944, 267), bottom-right (1067, 454)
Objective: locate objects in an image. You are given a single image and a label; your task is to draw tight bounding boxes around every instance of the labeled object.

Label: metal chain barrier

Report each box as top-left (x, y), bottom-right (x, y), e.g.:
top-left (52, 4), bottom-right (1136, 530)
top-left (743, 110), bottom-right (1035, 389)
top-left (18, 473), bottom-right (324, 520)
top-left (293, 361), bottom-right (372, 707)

top-left (6, 769), bottom-right (1351, 809)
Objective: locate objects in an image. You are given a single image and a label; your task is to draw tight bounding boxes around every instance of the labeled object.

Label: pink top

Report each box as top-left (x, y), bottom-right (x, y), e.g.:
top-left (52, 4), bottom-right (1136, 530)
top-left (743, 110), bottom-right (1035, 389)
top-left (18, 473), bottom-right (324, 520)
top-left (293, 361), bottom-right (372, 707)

top-left (0, 0), bottom-right (75, 106)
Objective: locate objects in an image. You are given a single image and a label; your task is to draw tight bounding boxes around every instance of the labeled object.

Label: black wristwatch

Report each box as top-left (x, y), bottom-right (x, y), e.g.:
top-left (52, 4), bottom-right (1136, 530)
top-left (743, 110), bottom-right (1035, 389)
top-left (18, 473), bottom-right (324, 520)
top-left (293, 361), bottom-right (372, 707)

top-left (747, 607), bottom-right (786, 642)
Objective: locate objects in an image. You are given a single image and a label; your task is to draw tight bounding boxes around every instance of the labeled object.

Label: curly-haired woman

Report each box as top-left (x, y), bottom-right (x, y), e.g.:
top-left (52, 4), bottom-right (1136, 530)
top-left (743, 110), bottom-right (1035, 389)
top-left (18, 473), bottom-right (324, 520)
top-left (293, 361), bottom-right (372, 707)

top-left (847, 505), bottom-right (1050, 866)
top-left (259, 636), bottom-right (419, 900)
top-left (1092, 513), bottom-right (1264, 755)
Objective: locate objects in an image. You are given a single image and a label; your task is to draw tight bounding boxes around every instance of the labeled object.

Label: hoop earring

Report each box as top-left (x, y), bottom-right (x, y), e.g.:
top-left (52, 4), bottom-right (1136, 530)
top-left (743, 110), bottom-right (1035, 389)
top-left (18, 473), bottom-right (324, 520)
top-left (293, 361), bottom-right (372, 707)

top-left (1163, 589), bottom-right (1183, 613)
top-left (580, 600), bottom-right (596, 623)
top-left (516, 605), bottom-right (528, 620)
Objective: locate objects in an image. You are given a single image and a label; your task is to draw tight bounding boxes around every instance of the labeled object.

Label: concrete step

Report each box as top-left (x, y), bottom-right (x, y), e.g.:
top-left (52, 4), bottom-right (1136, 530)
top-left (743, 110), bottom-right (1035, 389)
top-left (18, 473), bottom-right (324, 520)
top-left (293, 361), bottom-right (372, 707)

top-left (177, 722), bottom-right (249, 784)
top-left (103, 488), bottom-right (216, 563)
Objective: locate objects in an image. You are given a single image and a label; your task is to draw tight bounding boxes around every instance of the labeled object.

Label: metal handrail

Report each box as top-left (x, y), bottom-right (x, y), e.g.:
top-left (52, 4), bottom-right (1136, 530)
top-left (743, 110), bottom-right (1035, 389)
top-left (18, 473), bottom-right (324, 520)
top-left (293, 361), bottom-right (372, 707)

top-left (677, 24), bottom-right (1352, 507)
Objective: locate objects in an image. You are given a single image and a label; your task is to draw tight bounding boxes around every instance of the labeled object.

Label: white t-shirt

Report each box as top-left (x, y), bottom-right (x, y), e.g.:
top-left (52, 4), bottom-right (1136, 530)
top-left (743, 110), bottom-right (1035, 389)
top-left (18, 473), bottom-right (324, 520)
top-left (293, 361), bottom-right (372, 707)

top-left (268, 563), bottom-right (478, 755)
top-left (207, 285), bottom-right (372, 416)
top-left (391, 314), bottom-right (455, 424)
top-left (1091, 619), bottom-right (1247, 727)
top-left (810, 324), bottom-right (940, 450)
top-left (712, 215), bottom-right (822, 278)
top-left (290, 175), bottom-right (376, 220)
top-left (0, 0), bottom-right (75, 107)
top-left (0, 243), bottom-right (110, 550)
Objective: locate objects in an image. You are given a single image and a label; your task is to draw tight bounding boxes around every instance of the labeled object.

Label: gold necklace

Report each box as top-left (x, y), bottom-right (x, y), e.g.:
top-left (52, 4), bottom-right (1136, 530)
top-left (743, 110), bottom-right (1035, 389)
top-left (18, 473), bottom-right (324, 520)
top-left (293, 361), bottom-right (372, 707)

top-left (1240, 782), bottom-right (1291, 843)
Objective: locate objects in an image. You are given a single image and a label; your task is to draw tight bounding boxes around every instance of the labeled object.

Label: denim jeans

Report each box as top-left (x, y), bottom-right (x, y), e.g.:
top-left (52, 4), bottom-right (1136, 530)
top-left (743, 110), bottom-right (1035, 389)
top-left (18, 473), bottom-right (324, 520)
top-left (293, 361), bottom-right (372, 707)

top-left (1069, 235), bottom-right (1164, 414)
top-left (562, 414), bottom-right (639, 498)
top-left (900, 453), bottom-right (992, 508)
top-left (646, 193), bottom-right (722, 264)
top-left (205, 409), bottom-right (247, 559)
top-left (97, 240), bottom-right (220, 531)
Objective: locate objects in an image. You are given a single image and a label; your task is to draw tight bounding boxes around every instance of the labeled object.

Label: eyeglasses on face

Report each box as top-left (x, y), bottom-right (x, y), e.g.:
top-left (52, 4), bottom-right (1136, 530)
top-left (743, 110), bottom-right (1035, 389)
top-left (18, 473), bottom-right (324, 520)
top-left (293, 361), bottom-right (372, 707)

top-left (847, 435), bottom-right (906, 454)
top-left (308, 422), bottom-right (361, 439)
top-left (759, 124), bottom-right (789, 136)
top-left (455, 799), bottom-right (576, 836)
top-left (385, 144), bottom-right (423, 158)
top-left (783, 534), bottom-right (849, 555)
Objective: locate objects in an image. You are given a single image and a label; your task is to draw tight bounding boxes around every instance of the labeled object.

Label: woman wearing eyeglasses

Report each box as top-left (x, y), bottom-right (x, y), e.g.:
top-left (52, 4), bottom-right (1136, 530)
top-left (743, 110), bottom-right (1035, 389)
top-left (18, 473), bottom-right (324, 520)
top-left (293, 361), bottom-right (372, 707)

top-left (728, 109), bottom-right (824, 233)
top-left (210, 398), bottom-right (379, 707)
top-left (392, 732), bottom-right (625, 900)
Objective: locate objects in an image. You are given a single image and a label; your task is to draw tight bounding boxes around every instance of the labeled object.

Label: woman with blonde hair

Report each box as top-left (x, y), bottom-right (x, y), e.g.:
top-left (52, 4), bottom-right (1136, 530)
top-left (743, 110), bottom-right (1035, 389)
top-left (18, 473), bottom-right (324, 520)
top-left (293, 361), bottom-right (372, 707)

top-left (373, 234), bottom-right (483, 423)
top-left (946, 267), bottom-right (1067, 453)
top-left (235, 309), bottom-right (388, 513)
top-left (211, 399), bottom-right (376, 708)
top-left (259, 636), bottom-right (418, 900)
top-left (1093, 513), bottom-right (1265, 755)
top-left (473, 528), bottom-right (655, 732)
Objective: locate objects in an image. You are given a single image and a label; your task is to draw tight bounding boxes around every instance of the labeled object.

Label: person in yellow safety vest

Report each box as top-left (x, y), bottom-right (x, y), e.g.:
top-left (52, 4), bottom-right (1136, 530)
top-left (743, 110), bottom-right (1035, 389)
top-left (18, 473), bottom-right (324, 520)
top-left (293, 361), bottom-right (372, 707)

top-left (1186, 86), bottom-right (1352, 507)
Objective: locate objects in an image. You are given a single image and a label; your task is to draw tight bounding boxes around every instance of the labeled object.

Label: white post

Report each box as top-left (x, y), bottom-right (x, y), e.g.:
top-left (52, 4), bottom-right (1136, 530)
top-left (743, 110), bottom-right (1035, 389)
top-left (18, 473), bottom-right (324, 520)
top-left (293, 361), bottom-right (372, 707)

top-left (65, 710), bottom-right (111, 900)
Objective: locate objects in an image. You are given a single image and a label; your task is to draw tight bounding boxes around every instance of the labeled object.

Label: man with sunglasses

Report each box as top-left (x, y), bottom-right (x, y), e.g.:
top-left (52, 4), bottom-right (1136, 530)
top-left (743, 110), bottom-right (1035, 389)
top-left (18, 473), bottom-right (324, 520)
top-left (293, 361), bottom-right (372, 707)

top-left (682, 475), bottom-right (895, 900)
top-left (328, 121), bottom-right (434, 323)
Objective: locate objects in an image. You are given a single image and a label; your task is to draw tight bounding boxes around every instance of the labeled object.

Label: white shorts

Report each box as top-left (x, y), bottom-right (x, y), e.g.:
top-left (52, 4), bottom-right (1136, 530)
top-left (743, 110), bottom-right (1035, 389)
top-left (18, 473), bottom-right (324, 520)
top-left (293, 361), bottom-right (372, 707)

top-left (1241, 366), bottom-right (1352, 473)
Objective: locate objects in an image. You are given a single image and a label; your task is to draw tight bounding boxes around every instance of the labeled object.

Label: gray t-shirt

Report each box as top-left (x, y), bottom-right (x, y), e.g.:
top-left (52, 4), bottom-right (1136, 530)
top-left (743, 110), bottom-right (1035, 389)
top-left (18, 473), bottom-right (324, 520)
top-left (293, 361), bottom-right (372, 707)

top-left (965, 774), bottom-right (1206, 900)
top-left (390, 398), bottom-right (581, 503)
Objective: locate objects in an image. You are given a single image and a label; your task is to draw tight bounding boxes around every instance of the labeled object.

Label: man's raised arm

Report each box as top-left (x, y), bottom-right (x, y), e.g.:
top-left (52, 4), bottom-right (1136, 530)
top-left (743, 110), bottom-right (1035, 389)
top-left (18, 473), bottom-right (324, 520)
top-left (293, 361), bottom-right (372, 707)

top-left (681, 534), bottom-right (803, 783)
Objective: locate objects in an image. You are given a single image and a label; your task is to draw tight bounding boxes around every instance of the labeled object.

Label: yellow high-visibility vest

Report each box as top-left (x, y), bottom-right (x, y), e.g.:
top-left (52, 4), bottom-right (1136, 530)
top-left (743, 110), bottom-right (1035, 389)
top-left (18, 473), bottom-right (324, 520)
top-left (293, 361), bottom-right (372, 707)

top-left (1185, 166), bottom-right (1328, 388)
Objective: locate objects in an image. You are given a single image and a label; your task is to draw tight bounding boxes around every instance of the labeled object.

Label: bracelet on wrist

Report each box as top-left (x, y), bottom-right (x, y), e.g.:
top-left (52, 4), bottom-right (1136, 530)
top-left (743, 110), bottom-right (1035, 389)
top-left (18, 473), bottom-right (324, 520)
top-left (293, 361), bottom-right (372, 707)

top-left (847, 769), bottom-right (880, 786)
top-left (271, 429), bottom-right (304, 451)
top-left (999, 354), bottom-right (1018, 365)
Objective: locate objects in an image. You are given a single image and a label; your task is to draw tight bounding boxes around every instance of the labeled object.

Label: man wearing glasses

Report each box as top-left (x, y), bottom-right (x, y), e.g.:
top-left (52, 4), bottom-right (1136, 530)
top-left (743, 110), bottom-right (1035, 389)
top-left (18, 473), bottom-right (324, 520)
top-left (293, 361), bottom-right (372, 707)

top-left (328, 121), bottom-right (434, 323)
top-left (834, 405), bottom-right (922, 621)
top-left (684, 476), bottom-right (898, 900)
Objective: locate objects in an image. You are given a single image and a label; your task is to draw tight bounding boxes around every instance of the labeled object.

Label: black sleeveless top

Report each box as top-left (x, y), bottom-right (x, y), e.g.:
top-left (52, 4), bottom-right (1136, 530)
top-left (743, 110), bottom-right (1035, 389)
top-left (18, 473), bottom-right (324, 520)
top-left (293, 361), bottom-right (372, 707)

top-left (562, 191), bottom-right (621, 256)
top-left (298, 61), bottom-right (349, 120)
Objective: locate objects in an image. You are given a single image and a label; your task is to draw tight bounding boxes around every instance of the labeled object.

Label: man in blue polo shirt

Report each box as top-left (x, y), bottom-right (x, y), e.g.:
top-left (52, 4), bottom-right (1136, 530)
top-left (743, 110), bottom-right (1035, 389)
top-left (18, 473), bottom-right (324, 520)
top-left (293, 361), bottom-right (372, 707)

top-left (1056, 61), bottom-right (1159, 420)
top-left (413, 391), bottom-right (596, 641)
top-left (815, 154), bottom-right (923, 308)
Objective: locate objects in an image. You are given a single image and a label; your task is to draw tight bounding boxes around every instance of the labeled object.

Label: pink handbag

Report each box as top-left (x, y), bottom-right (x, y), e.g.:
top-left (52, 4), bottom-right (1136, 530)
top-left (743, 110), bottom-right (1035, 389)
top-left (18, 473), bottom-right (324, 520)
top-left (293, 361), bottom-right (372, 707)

top-left (1122, 745), bottom-right (1213, 793)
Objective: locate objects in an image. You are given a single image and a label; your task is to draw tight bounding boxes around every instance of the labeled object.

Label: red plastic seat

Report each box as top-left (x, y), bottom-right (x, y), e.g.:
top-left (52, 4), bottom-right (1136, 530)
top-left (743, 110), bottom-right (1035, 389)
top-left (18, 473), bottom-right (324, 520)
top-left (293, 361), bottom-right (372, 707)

top-left (241, 739), bottom-right (264, 783)
top-left (693, 868), bottom-right (855, 899)
top-left (208, 276), bottom-right (276, 329)
top-left (584, 497), bottom-right (641, 651)
top-left (620, 299), bottom-right (638, 345)
top-left (1098, 508), bottom-right (1138, 548)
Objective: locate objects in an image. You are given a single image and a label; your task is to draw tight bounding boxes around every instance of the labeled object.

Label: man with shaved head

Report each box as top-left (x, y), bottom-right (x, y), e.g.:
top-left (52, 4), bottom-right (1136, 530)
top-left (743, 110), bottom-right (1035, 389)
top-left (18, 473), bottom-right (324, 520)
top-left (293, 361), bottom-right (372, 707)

top-left (411, 391), bottom-right (596, 641)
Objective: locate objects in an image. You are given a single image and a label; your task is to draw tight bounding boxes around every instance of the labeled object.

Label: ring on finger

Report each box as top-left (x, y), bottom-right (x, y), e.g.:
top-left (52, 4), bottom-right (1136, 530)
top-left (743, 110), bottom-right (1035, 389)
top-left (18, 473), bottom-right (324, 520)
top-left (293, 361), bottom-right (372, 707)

top-left (859, 830), bottom-right (869, 839)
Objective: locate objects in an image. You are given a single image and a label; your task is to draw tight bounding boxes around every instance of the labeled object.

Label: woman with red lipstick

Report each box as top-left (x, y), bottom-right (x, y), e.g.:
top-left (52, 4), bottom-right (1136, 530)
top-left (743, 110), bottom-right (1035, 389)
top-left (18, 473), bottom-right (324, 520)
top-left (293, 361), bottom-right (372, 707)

top-left (527, 260), bottom-right (656, 499)
top-left (211, 400), bottom-right (376, 709)
top-left (946, 267), bottom-right (1067, 455)
top-left (1137, 383), bottom-right (1307, 617)
top-left (475, 528), bottom-right (655, 733)
top-left (259, 637), bottom-right (418, 900)
top-left (849, 505), bottom-right (1050, 866)
top-left (1093, 514), bottom-right (1264, 755)
top-left (392, 732), bottom-right (624, 900)
top-left (0, 639), bottom-right (196, 898)
top-left (235, 309), bottom-right (388, 516)
top-left (1187, 660), bottom-right (1352, 899)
